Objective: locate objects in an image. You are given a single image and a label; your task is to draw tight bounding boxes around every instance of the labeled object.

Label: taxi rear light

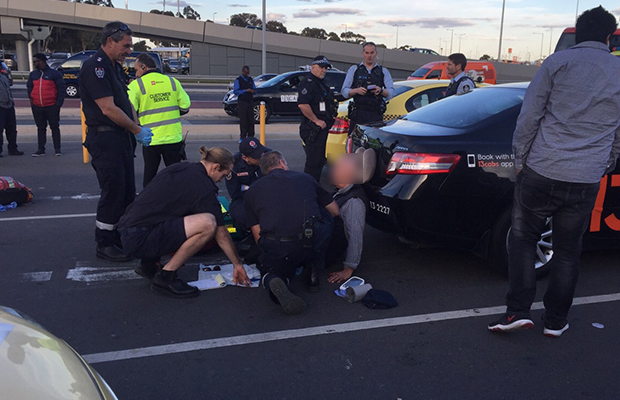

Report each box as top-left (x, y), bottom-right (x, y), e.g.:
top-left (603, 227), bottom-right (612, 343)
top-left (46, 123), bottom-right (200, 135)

top-left (386, 152), bottom-right (461, 175)
top-left (329, 118), bottom-right (349, 135)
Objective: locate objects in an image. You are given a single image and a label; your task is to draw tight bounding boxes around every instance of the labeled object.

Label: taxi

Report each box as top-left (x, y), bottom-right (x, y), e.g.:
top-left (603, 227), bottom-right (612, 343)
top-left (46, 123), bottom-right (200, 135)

top-left (326, 80), bottom-right (452, 162)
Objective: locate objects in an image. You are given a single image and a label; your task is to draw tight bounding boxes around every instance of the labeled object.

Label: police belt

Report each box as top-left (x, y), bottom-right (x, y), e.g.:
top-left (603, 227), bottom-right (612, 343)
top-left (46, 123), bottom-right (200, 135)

top-left (263, 233), bottom-right (303, 242)
top-left (88, 125), bottom-right (127, 133)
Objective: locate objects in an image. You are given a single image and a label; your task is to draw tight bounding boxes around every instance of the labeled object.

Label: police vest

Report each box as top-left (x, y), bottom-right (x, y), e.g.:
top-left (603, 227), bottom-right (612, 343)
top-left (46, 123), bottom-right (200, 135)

top-left (128, 72), bottom-right (191, 146)
top-left (445, 75), bottom-right (476, 98)
top-left (352, 64), bottom-right (385, 110)
top-left (236, 76), bottom-right (254, 102)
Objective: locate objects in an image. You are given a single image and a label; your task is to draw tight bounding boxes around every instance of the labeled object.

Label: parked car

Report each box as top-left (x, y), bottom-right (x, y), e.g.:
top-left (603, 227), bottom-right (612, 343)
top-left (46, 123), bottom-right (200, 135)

top-left (408, 61), bottom-right (496, 84)
top-left (0, 305), bottom-right (119, 399)
top-left (47, 52), bottom-right (71, 69)
top-left (555, 27), bottom-right (620, 53)
top-left (326, 80), bottom-right (453, 162)
top-left (0, 52), bottom-right (17, 71)
top-left (409, 48), bottom-right (440, 56)
top-left (227, 73), bottom-right (278, 91)
top-left (165, 58), bottom-right (190, 75)
top-left (223, 69), bottom-right (346, 123)
top-left (0, 61), bottom-right (13, 86)
top-left (350, 83), bottom-right (620, 277)
top-left (56, 51), bottom-right (163, 98)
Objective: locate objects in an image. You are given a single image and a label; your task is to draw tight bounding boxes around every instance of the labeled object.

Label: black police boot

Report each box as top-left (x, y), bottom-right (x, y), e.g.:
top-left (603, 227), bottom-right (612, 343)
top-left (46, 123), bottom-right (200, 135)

top-left (269, 277), bottom-right (306, 315)
top-left (304, 265), bottom-right (320, 293)
top-left (135, 259), bottom-right (162, 280)
top-left (151, 270), bottom-right (200, 298)
top-left (96, 245), bottom-right (132, 263)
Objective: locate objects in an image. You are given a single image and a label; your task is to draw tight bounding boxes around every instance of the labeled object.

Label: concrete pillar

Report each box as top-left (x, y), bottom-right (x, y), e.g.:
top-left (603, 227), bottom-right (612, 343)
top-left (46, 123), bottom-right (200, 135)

top-left (15, 40), bottom-right (29, 72)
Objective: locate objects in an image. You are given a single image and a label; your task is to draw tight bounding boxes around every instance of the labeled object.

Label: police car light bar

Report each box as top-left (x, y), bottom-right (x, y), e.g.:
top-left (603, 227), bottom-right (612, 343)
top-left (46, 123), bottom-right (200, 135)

top-left (386, 152), bottom-right (461, 175)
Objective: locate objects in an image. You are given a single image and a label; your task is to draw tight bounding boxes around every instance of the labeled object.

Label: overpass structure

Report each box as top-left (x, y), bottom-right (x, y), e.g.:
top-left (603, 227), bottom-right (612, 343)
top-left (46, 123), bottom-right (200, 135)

top-left (0, 0), bottom-right (539, 81)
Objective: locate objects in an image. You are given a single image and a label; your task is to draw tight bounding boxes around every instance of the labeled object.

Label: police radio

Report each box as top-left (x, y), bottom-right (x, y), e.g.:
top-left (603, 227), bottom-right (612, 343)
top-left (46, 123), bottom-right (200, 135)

top-left (303, 217), bottom-right (314, 249)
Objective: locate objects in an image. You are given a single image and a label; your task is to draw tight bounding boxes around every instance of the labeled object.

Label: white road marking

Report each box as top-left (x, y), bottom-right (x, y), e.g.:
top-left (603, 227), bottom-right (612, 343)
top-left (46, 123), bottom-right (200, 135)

top-left (66, 263), bottom-right (141, 283)
top-left (19, 271), bottom-right (53, 282)
top-left (0, 213), bottom-right (96, 222)
top-left (44, 194), bottom-right (101, 201)
top-left (82, 292), bottom-right (620, 365)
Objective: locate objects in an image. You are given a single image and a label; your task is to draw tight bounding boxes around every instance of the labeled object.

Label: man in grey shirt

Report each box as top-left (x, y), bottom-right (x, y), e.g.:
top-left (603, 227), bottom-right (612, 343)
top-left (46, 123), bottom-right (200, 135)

top-left (0, 73), bottom-right (23, 157)
top-left (326, 154), bottom-right (368, 283)
top-left (489, 6), bottom-right (620, 338)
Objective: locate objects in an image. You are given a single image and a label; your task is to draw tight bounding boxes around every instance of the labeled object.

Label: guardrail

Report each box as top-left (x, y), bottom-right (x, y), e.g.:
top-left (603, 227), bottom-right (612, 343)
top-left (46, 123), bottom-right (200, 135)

top-left (9, 71), bottom-right (235, 84)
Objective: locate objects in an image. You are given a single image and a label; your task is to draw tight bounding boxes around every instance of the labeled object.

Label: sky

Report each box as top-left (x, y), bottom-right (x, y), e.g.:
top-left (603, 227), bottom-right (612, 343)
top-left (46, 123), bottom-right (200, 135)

top-left (126, 0), bottom-right (620, 61)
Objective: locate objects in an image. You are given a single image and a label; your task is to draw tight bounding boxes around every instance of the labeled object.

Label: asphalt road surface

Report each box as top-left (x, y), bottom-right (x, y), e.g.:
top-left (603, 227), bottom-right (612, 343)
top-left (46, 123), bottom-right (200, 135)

top-left (1, 139), bottom-right (620, 399)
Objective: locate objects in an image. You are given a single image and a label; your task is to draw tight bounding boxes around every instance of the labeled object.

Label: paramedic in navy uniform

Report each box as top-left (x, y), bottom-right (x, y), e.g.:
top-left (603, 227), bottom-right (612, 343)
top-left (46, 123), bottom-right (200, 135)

top-left (80, 21), bottom-right (153, 262)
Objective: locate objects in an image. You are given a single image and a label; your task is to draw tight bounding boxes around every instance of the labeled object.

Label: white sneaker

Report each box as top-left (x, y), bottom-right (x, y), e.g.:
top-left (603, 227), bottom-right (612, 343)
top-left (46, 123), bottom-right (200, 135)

top-left (543, 322), bottom-right (569, 338)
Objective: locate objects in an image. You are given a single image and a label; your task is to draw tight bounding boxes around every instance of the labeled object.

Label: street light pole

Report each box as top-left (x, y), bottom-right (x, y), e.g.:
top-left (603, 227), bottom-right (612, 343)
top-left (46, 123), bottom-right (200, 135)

top-left (547, 27), bottom-right (553, 55)
top-left (457, 33), bottom-right (465, 53)
top-left (575, 0), bottom-right (580, 24)
top-left (212, 12), bottom-right (217, 23)
top-left (534, 32), bottom-right (544, 62)
top-left (446, 29), bottom-right (454, 54)
top-left (497, 0), bottom-right (506, 62)
top-left (394, 24), bottom-right (401, 49)
top-left (342, 24), bottom-right (348, 42)
top-left (262, 0), bottom-right (266, 75)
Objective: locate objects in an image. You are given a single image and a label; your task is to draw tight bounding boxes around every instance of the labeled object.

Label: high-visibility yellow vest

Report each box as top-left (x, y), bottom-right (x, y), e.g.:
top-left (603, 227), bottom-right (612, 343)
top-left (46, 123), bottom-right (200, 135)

top-left (128, 72), bottom-right (191, 146)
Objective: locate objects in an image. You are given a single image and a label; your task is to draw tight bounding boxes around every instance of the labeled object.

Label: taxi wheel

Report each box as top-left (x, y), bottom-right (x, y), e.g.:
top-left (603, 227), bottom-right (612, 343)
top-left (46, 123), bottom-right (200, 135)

top-left (253, 102), bottom-right (271, 124)
top-left (66, 84), bottom-right (79, 98)
top-left (488, 208), bottom-right (552, 279)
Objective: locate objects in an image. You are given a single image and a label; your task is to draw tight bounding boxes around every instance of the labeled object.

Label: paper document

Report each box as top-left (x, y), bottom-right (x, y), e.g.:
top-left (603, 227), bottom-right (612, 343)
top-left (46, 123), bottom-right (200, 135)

top-left (188, 263), bottom-right (261, 290)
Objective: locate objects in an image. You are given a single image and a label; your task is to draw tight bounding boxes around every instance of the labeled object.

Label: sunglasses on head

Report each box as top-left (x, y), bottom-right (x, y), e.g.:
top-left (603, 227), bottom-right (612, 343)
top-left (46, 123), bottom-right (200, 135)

top-left (107, 23), bottom-right (129, 39)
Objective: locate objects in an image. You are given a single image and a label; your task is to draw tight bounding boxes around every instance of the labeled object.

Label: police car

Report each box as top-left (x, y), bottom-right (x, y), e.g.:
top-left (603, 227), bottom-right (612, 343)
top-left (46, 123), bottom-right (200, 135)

top-left (351, 83), bottom-right (620, 277)
top-left (56, 51), bottom-right (163, 98)
top-left (223, 68), bottom-right (346, 123)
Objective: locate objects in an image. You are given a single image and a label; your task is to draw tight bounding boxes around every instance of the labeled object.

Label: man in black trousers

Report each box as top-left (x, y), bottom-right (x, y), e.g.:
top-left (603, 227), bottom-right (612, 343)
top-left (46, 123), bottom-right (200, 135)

top-left (233, 66), bottom-right (256, 141)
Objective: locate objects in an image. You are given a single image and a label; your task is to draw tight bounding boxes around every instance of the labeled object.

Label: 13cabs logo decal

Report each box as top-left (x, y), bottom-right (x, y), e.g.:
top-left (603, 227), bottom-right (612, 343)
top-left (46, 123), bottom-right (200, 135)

top-left (590, 174), bottom-right (620, 232)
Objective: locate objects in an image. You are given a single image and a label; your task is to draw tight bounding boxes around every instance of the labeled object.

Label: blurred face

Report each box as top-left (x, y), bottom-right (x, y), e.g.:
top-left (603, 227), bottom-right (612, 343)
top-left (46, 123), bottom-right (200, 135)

top-left (311, 64), bottom-right (327, 79)
top-left (242, 68), bottom-right (250, 77)
top-left (331, 154), bottom-right (362, 187)
top-left (32, 58), bottom-right (46, 70)
top-left (134, 61), bottom-right (146, 78)
top-left (242, 155), bottom-right (261, 166)
top-left (105, 33), bottom-right (133, 63)
top-left (446, 60), bottom-right (461, 76)
top-left (362, 45), bottom-right (377, 65)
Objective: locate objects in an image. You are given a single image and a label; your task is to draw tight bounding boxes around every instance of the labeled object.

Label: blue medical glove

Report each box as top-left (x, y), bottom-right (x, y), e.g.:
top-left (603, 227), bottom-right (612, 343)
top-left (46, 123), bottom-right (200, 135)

top-left (135, 126), bottom-right (153, 146)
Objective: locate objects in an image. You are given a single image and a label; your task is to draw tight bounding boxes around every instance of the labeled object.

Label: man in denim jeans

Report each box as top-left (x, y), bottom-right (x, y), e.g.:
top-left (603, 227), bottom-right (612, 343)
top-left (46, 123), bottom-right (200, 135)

top-left (488, 6), bottom-right (620, 338)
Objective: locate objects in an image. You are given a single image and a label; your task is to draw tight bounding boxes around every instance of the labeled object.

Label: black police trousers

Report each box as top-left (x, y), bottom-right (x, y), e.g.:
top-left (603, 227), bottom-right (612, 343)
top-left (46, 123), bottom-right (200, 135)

top-left (349, 109), bottom-right (383, 134)
top-left (0, 106), bottom-right (18, 154)
top-left (237, 100), bottom-right (255, 139)
top-left (259, 209), bottom-right (333, 300)
top-left (84, 129), bottom-right (136, 247)
top-left (301, 125), bottom-right (329, 182)
top-left (142, 141), bottom-right (183, 188)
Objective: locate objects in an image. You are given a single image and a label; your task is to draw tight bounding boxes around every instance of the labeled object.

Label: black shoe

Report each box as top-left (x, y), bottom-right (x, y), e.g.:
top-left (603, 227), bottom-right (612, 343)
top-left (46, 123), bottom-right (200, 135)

top-left (543, 321), bottom-right (569, 338)
top-left (151, 270), bottom-right (200, 298)
top-left (55, 151), bottom-right (63, 157)
top-left (8, 150), bottom-right (23, 156)
top-left (305, 266), bottom-right (320, 293)
top-left (488, 313), bottom-right (534, 332)
top-left (269, 277), bottom-right (306, 315)
top-left (0, 153), bottom-right (2, 158)
top-left (96, 245), bottom-right (132, 262)
top-left (135, 260), bottom-right (162, 280)
top-left (32, 150), bottom-right (45, 157)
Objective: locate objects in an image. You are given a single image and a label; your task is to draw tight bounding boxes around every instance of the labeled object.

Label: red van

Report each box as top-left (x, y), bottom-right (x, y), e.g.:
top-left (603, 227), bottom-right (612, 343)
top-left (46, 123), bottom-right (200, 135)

top-left (408, 61), bottom-right (497, 84)
top-left (555, 27), bottom-right (620, 53)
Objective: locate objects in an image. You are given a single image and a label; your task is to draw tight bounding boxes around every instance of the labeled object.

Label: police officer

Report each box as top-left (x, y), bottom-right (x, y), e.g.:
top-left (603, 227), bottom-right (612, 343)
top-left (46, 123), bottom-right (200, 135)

top-left (80, 21), bottom-right (153, 262)
top-left (226, 137), bottom-right (270, 231)
top-left (444, 53), bottom-right (476, 97)
top-left (233, 66), bottom-right (256, 141)
top-left (244, 151), bottom-right (339, 315)
top-left (341, 42), bottom-right (395, 133)
top-left (118, 146), bottom-right (251, 297)
top-left (128, 53), bottom-right (191, 188)
top-left (297, 55), bottom-right (337, 182)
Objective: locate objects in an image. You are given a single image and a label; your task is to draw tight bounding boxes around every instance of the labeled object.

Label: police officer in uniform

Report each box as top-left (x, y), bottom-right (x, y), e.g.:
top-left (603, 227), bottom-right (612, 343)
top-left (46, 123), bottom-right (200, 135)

top-left (245, 151), bottom-right (339, 315)
top-left (342, 42), bottom-right (395, 133)
top-left (80, 21), bottom-right (153, 262)
top-left (444, 53), bottom-right (476, 98)
top-left (128, 53), bottom-right (191, 188)
top-left (233, 66), bottom-right (256, 141)
top-left (226, 137), bottom-right (270, 231)
top-left (297, 55), bottom-right (337, 182)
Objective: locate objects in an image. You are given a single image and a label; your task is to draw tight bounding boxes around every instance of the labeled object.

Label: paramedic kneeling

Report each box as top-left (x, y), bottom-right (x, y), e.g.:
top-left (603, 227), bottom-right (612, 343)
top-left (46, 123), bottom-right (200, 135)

top-left (118, 146), bottom-right (250, 298)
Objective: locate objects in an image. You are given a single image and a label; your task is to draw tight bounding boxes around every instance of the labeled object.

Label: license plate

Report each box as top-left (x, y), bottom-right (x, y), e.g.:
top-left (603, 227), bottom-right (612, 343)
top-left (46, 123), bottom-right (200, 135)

top-left (369, 200), bottom-right (390, 216)
top-left (280, 94), bottom-right (298, 102)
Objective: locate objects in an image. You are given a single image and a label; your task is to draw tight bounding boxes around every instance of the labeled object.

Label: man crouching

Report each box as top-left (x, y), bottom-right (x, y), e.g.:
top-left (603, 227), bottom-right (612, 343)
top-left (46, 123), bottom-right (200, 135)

top-left (118, 146), bottom-right (251, 298)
